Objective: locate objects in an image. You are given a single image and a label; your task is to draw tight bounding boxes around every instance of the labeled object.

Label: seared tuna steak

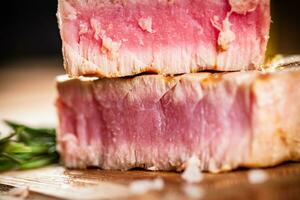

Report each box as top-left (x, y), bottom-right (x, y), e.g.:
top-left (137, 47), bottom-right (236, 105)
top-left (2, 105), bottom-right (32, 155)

top-left (56, 69), bottom-right (300, 172)
top-left (57, 0), bottom-right (270, 77)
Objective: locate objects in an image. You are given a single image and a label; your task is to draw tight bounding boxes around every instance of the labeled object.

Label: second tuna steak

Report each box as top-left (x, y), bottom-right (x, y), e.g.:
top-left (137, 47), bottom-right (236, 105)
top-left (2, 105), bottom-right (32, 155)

top-left (56, 69), bottom-right (300, 172)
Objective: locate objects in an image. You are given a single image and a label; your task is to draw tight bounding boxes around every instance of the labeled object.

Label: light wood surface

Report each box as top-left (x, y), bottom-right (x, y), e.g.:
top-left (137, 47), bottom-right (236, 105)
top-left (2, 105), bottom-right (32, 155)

top-left (0, 59), bottom-right (64, 128)
top-left (0, 59), bottom-right (300, 200)
top-left (1, 163), bottom-right (300, 200)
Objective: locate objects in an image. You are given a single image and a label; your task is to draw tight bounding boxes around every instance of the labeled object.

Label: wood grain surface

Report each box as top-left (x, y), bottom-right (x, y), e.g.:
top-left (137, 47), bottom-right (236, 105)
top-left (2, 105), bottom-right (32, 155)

top-left (0, 59), bottom-right (300, 200)
top-left (1, 163), bottom-right (300, 200)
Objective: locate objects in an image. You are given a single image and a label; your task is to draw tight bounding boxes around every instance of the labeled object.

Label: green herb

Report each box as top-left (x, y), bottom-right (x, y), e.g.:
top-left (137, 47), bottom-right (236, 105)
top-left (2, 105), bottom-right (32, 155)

top-left (0, 121), bottom-right (59, 171)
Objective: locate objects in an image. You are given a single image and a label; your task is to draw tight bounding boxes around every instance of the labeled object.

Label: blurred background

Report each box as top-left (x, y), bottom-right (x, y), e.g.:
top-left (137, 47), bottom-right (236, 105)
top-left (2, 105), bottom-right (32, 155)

top-left (0, 1), bottom-right (299, 126)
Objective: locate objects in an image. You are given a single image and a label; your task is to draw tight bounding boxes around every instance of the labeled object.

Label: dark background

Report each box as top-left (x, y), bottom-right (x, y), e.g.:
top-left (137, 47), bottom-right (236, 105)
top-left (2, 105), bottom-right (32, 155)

top-left (0, 1), bottom-right (61, 63)
top-left (0, 1), bottom-right (299, 65)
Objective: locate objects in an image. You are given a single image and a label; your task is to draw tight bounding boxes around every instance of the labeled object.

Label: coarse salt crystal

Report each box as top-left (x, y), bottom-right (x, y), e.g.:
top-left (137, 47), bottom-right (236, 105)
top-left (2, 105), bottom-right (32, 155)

top-left (247, 169), bottom-right (268, 184)
top-left (181, 155), bottom-right (203, 183)
top-left (129, 178), bottom-right (164, 195)
top-left (182, 184), bottom-right (205, 199)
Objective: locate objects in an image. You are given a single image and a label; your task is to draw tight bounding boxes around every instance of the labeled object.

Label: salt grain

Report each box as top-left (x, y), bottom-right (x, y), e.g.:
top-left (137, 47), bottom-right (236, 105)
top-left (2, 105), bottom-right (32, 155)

top-left (247, 169), bottom-right (268, 184)
top-left (183, 184), bottom-right (205, 199)
top-left (181, 155), bottom-right (203, 183)
top-left (129, 178), bottom-right (164, 195)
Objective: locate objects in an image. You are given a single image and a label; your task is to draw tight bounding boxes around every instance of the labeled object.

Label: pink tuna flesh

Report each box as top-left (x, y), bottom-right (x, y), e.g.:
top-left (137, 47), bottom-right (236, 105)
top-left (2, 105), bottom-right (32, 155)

top-left (57, 0), bottom-right (270, 77)
top-left (56, 69), bottom-right (300, 172)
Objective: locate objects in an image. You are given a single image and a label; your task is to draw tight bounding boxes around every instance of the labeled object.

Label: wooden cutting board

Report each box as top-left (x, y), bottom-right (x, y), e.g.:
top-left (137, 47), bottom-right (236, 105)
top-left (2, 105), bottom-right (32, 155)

top-left (1, 60), bottom-right (300, 200)
top-left (1, 163), bottom-right (300, 200)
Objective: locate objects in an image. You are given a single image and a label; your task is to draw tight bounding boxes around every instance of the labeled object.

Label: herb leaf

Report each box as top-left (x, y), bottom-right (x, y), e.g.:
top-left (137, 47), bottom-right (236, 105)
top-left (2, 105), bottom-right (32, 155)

top-left (0, 121), bottom-right (59, 171)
